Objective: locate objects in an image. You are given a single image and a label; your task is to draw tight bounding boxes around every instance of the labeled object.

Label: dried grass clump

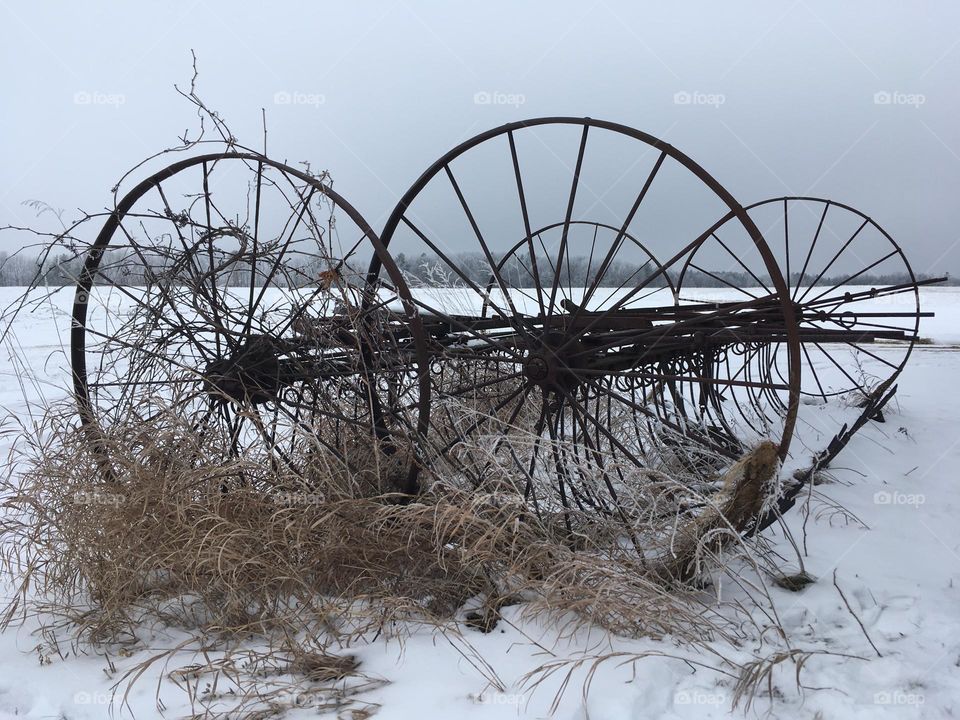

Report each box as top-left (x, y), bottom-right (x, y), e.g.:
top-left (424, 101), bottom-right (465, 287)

top-left (0, 397), bottom-right (799, 717)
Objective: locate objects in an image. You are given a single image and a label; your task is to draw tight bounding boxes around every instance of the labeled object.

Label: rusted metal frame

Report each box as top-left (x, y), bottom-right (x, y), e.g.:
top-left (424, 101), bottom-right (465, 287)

top-left (372, 118), bottom-right (800, 461)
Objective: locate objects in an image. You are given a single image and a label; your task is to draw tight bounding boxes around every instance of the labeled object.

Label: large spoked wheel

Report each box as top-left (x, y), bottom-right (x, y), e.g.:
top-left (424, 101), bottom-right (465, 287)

top-left (370, 117), bottom-right (800, 517)
top-left (72, 152), bottom-right (429, 490)
top-left (677, 197), bottom-right (923, 402)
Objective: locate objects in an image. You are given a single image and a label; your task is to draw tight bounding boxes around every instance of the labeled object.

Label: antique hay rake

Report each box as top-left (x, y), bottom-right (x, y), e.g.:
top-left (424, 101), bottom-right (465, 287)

top-left (69, 118), bottom-right (941, 524)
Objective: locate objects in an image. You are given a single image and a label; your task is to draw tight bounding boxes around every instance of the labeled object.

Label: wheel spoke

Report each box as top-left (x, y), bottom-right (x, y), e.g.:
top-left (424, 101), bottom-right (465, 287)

top-left (576, 150), bottom-right (667, 319)
top-left (507, 129), bottom-right (546, 317)
top-left (547, 123), bottom-right (590, 320)
top-left (796, 217), bottom-right (869, 303)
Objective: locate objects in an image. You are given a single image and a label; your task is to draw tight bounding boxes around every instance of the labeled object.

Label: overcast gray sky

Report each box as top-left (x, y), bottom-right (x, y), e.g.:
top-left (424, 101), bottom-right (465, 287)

top-left (2, 1), bottom-right (959, 276)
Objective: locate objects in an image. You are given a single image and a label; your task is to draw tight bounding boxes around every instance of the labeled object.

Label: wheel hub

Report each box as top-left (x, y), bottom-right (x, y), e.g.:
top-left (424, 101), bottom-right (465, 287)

top-left (522, 333), bottom-right (590, 392)
top-left (203, 336), bottom-right (282, 405)
top-left (522, 354), bottom-right (551, 383)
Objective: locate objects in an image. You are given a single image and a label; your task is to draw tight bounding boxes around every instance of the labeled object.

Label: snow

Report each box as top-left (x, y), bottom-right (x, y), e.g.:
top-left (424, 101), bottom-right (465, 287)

top-left (1, 285), bottom-right (959, 719)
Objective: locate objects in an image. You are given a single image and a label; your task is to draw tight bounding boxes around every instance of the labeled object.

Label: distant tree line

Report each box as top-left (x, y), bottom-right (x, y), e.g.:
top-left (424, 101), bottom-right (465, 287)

top-left (392, 251), bottom-right (954, 290)
top-left (0, 249), bottom-right (338, 289)
top-left (0, 248), bottom-right (953, 289)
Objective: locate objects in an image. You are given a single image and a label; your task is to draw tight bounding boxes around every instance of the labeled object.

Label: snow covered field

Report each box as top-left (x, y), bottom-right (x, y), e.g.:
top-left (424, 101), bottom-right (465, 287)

top-left (0, 285), bottom-right (958, 719)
